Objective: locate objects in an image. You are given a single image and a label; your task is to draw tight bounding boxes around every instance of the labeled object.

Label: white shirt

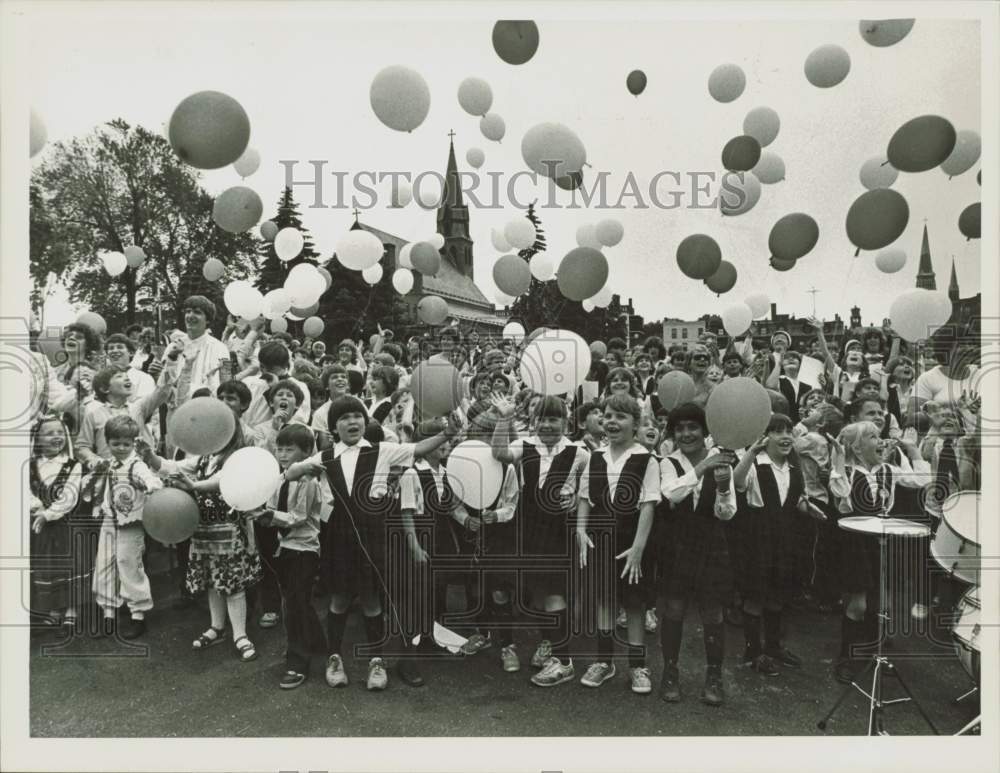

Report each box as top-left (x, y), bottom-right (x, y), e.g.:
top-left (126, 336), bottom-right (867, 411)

top-left (915, 365), bottom-right (980, 427)
top-left (305, 439), bottom-right (415, 500)
top-left (836, 457), bottom-right (932, 514)
top-left (737, 451), bottom-right (794, 508)
top-left (31, 453), bottom-right (82, 521)
top-left (242, 373), bottom-right (312, 428)
top-left (398, 460), bottom-right (470, 525)
top-left (580, 443), bottom-right (661, 506)
top-left (659, 448), bottom-right (736, 520)
top-left (508, 436), bottom-right (589, 489)
top-left (127, 366), bottom-right (156, 400)
top-left (178, 333), bottom-right (230, 398)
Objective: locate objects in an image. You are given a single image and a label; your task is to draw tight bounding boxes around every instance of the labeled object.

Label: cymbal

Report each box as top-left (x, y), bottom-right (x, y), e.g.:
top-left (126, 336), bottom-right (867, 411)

top-left (838, 515), bottom-right (931, 538)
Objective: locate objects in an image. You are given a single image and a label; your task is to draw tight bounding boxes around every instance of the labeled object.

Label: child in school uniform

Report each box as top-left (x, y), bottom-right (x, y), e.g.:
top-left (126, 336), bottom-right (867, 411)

top-left (490, 394), bottom-right (590, 687)
top-left (575, 393), bottom-right (661, 694)
top-left (282, 396), bottom-right (461, 691)
top-left (366, 364), bottom-right (398, 426)
top-left (658, 403), bottom-right (738, 706)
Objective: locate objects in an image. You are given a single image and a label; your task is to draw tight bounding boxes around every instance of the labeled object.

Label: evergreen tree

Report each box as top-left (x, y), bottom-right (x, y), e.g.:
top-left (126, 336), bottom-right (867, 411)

top-left (255, 186), bottom-right (321, 294)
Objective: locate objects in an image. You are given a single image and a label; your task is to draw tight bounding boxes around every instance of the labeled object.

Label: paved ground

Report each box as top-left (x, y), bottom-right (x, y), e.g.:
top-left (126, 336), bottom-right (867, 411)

top-left (30, 572), bottom-right (979, 738)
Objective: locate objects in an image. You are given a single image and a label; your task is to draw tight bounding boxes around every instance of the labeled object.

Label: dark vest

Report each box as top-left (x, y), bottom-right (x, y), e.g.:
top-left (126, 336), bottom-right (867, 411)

top-left (752, 458), bottom-right (804, 516)
top-left (320, 443), bottom-right (393, 519)
top-left (587, 450), bottom-right (651, 518)
top-left (415, 466), bottom-right (456, 526)
top-left (778, 377), bottom-right (809, 424)
top-left (30, 458), bottom-right (78, 509)
top-left (847, 465), bottom-right (894, 516)
top-left (665, 456), bottom-right (718, 522)
top-left (520, 442), bottom-right (578, 515)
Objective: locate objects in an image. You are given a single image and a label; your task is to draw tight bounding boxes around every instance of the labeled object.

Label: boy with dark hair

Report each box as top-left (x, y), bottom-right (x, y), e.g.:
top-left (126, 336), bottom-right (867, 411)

top-left (243, 340), bottom-right (311, 428)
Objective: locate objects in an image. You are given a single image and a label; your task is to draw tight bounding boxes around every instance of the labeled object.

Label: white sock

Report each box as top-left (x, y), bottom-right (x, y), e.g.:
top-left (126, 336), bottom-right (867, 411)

top-left (226, 591), bottom-right (248, 641)
top-left (207, 588), bottom-right (226, 630)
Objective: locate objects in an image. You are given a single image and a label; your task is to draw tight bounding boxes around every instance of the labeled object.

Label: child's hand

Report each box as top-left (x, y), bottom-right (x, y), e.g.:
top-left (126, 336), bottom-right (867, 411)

top-left (32, 515), bottom-right (46, 534)
top-left (616, 544), bottom-right (644, 584)
top-left (167, 475), bottom-right (193, 492)
top-left (576, 529), bottom-right (594, 569)
top-left (480, 510), bottom-right (498, 525)
top-left (464, 515), bottom-right (482, 533)
top-left (408, 535), bottom-right (428, 564)
top-left (134, 439), bottom-right (154, 463)
top-left (489, 392), bottom-right (516, 419)
top-left (959, 390), bottom-right (981, 416)
top-left (256, 509), bottom-right (274, 527)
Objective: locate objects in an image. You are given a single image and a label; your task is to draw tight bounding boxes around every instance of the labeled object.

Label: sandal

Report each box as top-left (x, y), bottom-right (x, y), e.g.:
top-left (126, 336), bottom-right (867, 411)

top-left (192, 626), bottom-right (227, 650)
top-left (234, 635), bottom-right (258, 662)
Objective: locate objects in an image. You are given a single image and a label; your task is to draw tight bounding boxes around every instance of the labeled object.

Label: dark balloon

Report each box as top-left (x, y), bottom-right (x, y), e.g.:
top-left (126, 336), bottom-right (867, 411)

top-left (768, 213), bottom-right (819, 261)
top-left (492, 21), bottom-right (539, 65)
top-left (958, 203), bottom-right (980, 240)
top-left (721, 135), bottom-right (762, 172)
top-left (846, 189), bottom-right (909, 253)
top-left (704, 260), bottom-right (737, 294)
top-left (555, 171), bottom-right (584, 191)
top-left (770, 256), bottom-right (796, 272)
top-left (887, 115), bottom-right (957, 173)
top-left (677, 234), bottom-right (722, 280)
top-left (626, 69), bottom-right (647, 96)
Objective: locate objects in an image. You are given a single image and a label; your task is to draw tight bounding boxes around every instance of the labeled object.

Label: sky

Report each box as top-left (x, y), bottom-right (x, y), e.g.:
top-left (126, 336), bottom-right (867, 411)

top-left (26, 5), bottom-right (983, 327)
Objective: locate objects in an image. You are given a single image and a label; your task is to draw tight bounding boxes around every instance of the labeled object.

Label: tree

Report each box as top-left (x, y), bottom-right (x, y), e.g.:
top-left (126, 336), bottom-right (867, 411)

top-left (30, 119), bottom-right (258, 333)
top-left (255, 186), bottom-right (321, 293)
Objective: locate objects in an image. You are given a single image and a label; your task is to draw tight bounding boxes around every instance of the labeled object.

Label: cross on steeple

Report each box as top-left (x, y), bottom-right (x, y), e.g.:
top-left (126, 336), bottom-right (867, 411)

top-left (448, 129), bottom-right (456, 141)
top-left (352, 207), bottom-right (360, 222)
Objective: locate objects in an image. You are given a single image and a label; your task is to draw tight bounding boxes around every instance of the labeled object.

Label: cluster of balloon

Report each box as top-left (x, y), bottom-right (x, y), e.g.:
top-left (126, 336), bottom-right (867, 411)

top-left (753, 151), bottom-right (785, 184)
top-left (30, 109), bottom-right (48, 158)
top-left (859, 18), bottom-right (915, 47)
top-left (492, 21), bottom-right (539, 65)
top-left (274, 227), bottom-right (304, 262)
top-left (846, 188), bottom-right (909, 255)
top-left (518, 328), bottom-right (590, 396)
top-left (745, 293), bottom-right (770, 319)
top-left (410, 360), bottom-right (463, 418)
top-left (576, 219), bottom-right (624, 249)
top-left (224, 280), bottom-right (263, 320)
top-left (202, 257), bottom-right (226, 282)
top-left (705, 261), bottom-right (737, 295)
top-left (493, 254), bottom-right (531, 297)
top-left (676, 234), bottom-right (722, 280)
top-left (722, 303), bottom-right (753, 337)
top-left (410, 242), bottom-right (441, 276)
top-left (708, 63), bottom-right (746, 103)
top-left (769, 213), bottom-right (819, 269)
top-left (417, 295), bottom-right (449, 325)
top-left (259, 220), bottom-right (278, 241)
top-left (124, 246), bottom-right (146, 269)
top-left (859, 155), bottom-right (898, 190)
top-left (168, 91), bottom-right (250, 169)
top-left (887, 115), bottom-right (956, 172)
top-left (336, 229), bottom-right (383, 271)
top-left (303, 316), bottom-right (324, 338)
top-left (706, 377), bottom-right (772, 450)
top-left (940, 131), bottom-right (982, 179)
top-left (232, 147), bottom-right (261, 178)
top-left (875, 248), bottom-right (907, 274)
top-left (504, 217), bottom-right (537, 250)
top-left (284, 263), bottom-right (324, 308)
top-left (521, 122), bottom-right (587, 181)
top-left (458, 77), bottom-right (493, 117)
top-left (289, 301), bottom-right (319, 319)
top-left (626, 70), bottom-right (647, 96)
top-left (446, 440), bottom-right (504, 509)
top-left (720, 171), bottom-right (762, 216)
top-left (804, 44), bottom-right (851, 88)
top-left (889, 289), bottom-right (953, 342)
top-left (959, 203), bottom-right (980, 240)
top-left (362, 264), bottom-right (383, 286)
top-left (101, 250), bottom-right (127, 277)
top-left (502, 320), bottom-right (526, 344)
top-left (76, 310), bottom-right (107, 336)
top-left (721, 135), bottom-right (761, 172)
top-left (658, 371), bottom-right (697, 412)
top-left (213, 186), bottom-right (263, 233)
top-left (169, 397), bottom-right (236, 455)
top-left (143, 488), bottom-right (200, 545)
top-left (480, 113), bottom-right (506, 143)
top-left (392, 267), bottom-right (415, 295)
top-left (370, 66), bottom-right (431, 133)
top-left (557, 247), bottom-right (608, 301)
top-left (262, 288), bottom-right (291, 319)
top-left (466, 147), bottom-right (485, 169)
top-left (220, 447), bottom-right (281, 511)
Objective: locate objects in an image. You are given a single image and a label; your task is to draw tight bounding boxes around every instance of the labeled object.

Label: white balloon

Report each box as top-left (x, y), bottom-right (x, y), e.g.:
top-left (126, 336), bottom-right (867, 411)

top-left (220, 447), bottom-right (281, 511)
top-left (719, 171), bottom-right (762, 216)
top-left (504, 218), bottom-right (536, 250)
top-left (362, 264), bottom-right (384, 285)
top-left (708, 64), bottom-right (746, 103)
top-left (495, 290), bottom-right (515, 307)
top-left (743, 106), bottom-right (781, 148)
top-left (804, 44), bottom-right (851, 88)
top-left (502, 321), bottom-right (526, 343)
top-left (457, 77), bottom-right (493, 117)
top-left (224, 280), bottom-right (262, 320)
top-left (889, 289), bottom-right (953, 342)
top-left (232, 147), bottom-right (261, 178)
top-left (592, 285), bottom-right (613, 309)
top-left (859, 155), bottom-right (899, 190)
top-left (595, 219), bottom-right (624, 247)
top-left (582, 299), bottom-right (596, 312)
top-left (529, 254), bottom-right (554, 281)
top-left (336, 229), bottom-right (384, 270)
top-left (398, 243), bottom-right (414, 269)
top-left (392, 267), bottom-right (414, 295)
top-left (722, 303), bottom-right (753, 337)
top-left (428, 233), bottom-right (445, 250)
top-left (390, 178), bottom-right (413, 208)
top-left (101, 251), bottom-right (127, 277)
top-left (521, 122), bottom-right (587, 178)
top-left (415, 174), bottom-right (444, 208)
top-left (445, 440), bottom-right (503, 509)
top-left (744, 293), bottom-right (770, 319)
top-left (480, 113), bottom-right (506, 142)
top-left (284, 264), bottom-right (322, 306)
top-left (274, 227), bottom-right (304, 262)
top-left (575, 223), bottom-right (602, 249)
top-left (518, 329), bottom-right (591, 396)
top-left (370, 66), bottom-right (431, 133)
top-left (875, 248), bottom-right (907, 274)
top-left (491, 228), bottom-right (511, 252)
top-left (753, 151), bottom-right (786, 184)
top-left (466, 147), bottom-right (485, 169)
top-left (262, 288), bottom-right (291, 319)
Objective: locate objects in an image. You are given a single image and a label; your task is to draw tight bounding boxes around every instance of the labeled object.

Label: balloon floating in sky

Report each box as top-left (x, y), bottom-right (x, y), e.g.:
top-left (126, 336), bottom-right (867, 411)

top-left (503, 321), bottom-right (526, 343)
top-left (317, 267), bottom-right (332, 291)
top-left (745, 293), bottom-right (770, 319)
top-left (457, 77), bottom-right (493, 117)
top-left (169, 91), bottom-right (250, 170)
top-left (223, 280), bottom-right (263, 320)
top-left (859, 155), bottom-right (899, 190)
top-left (575, 223), bottom-right (602, 250)
top-left (889, 288), bottom-right (952, 342)
top-left (274, 227), bottom-right (304, 262)
top-left (958, 203), bottom-right (980, 240)
top-left (846, 188), bottom-right (909, 254)
top-left (262, 288), bottom-right (291, 319)
top-left (417, 295), bottom-right (449, 325)
top-left (875, 248), bottom-right (907, 274)
top-left (743, 107), bottom-right (780, 148)
top-left (260, 220), bottom-right (278, 241)
top-left (722, 303), bottom-right (753, 337)
top-left (410, 242), bottom-right (441, 276)
top-left (370, 65), bottom-right (431, 133)
top-left (232, 147), bottom-right (261, 178)
top-left (30, 109), bottom-right (47, 158)
top-left (212, 186), bottom-right (263, 233)
top-left (124, 246), bottom-right (146, 269)
top-left (480, 112), bottom-right (506, 142)
top-left (940, 130), bottom-right (981, 178)
top-left (720, 171), bottom-right (761, 216)
top-left (101, 251), bottom-right (127, 277)
top-left (721, 135), bottom-right (761, 172)
top-left (76, 311), bottom-right (107, 336)
top-left (427, 233), bottom-right (445, 250)
top-left (887, 115), bottom-right (957, 173)
top-left (770, 256), bottom-right (797, 272)
top-left (708, 63), bottom-right (746, 103)
top-left (626, 70), bottom-right (647, 96)
top-left (591, 284), bottom-right (613, 309)
top-left (769, 213), bottom-right (819, 262)
top-left (493, 254), bottom-right (531, 296)
top-left (859, 19), bottom-right (915, 47)
top-left (529, 254), bottom-right (554, 281)
top-left (557, 247), bottom-right (608, 301)
top-left (521, 122), bottom-right (587, 178)
top-left (492, 21), bottom-right (540, 65)
top-left (504, 217), bottom-right (537, 250)
top-left (676, 234), bottom-right (722, 280)
top-left (804, 44), bottom-right (851, 88)
top-left (466, 147), bottom-right (485, 169)
top-left (392, 267), bottom-right (414, 295)
top-left (335, 229), bottom-right (384, 271)
top-left (704, 261), bottom-right (737, 295)
top-left (555, 171), bottom-right (584, 191)
top-left (753, 151), bottom-right (785, 184)
top-left (202, 258), bottom-right (225, 282)
top-left (595, 218), bottom-right (624, 247)
top-left (490, 228), bottom-right (511, 252)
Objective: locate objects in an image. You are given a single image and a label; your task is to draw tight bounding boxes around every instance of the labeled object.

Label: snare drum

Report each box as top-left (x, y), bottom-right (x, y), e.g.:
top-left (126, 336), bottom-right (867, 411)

top-left (953, 586), bottom-right (980, 683)
top-left (931, 491), bottom-right (980, 585)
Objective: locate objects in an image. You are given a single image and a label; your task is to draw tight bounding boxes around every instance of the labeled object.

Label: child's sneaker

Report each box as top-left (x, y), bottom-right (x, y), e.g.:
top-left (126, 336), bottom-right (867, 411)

top-left (531, 639), bottom-right (552, 668)
top-left (121, 617), bottom-right (145, 640)
top-left (645, 609), bottom-right (658, 633)
top-left (258, 612), bottom-right (280, 629)
top-left (580, 661), bottom-right (616, 687)
top-left (500, 644), bottom-right (521, 672)
top-left (460, 632), bottom-right (493, 655)
top-left (629, 665), bottom-right (653, 694)
top-left (531, 657), bottom-right (575, 687)
top-left (367, 657), bottom-right (388, 691)
top-left (280, 671), bottom-right (306, 690)
top-left (325, 654), bottom-right (348, 687)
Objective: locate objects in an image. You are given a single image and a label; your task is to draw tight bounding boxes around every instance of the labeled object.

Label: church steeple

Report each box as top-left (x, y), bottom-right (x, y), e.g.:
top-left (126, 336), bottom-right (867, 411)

top-left (948, 257), bottom-right (960, 303)
top-left (437, 133), bottom-right (474, 279)
top-left (915, 224), bottom-right (936, 290)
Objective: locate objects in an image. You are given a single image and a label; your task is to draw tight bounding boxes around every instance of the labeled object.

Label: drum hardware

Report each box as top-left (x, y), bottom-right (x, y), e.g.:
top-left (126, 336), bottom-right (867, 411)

top-left (930, 491), bottom-right (980, 586)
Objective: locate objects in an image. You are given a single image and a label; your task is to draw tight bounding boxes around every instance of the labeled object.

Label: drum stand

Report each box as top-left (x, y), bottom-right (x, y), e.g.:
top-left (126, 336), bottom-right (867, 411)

top-left (818, 531), bottom-right (938, 735)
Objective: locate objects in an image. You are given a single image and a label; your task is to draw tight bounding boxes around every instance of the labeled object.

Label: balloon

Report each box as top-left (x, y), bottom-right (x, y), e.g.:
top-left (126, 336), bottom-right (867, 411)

top-left (518, 329), bottom-right (591, 396)
top-left (657, 371), bottom-right (697, 412)
top-left (30, 109), bottom-right (47, 158)
top-left (391, 178), bottom-right (413, 208)
top-left (362, 264), bottom-right (384, 285)
top-left (745, 293), bottom-right (770, 318)
top-left (414, 175), bottom-right (444, 208)
top-left (940, 130), bottom-right (981, 178)
top-left (493, 254), bottom-right (531, 296)
top-left (232, 147), bottom-right (261, 178)
top-left (428, 233), bottom-right (446, 250)
top-left (102, 251), bottom-right (127, 277)
top-left (480, 113), bottom-right (506, 142)
top-left (626, 70), bottom-right (647, 96)
top-left (289, 301), bottom-right (319, 319)
top-left (708, 63), bottom-right (745, 103)
top-left (446, 440), bottom-right (504, 509)
top-left (766, 389), bottom-right (791, 416)
top-left (220, 447), bottom-right (281, 511)
top-left (223, 280), bottom-right (263, 320)
top-left (168, 91), bottom-right (250, 170)
top-left (260, 220), bottom-right (278, 241)
top-left (457, 77), bottom-right (493, 116)
top-left (124, 246), bottom-right (145, 268)
top-left (859, 155), bottom-right (899, 190)
top-left (212, 186), bottom-right (263, 233)
top-left (466, 147), bottom-right (485, 169)
top-left (284, 263), bottom-right (322, 305)
top-left (76, 311), bottom-right (107, 336)
top-left (676, 234), bottom-right (722, 280)
top-left (417, 295), bottom-right (449, 325)
top-left (490, 228), bottom-right (511, 252)
top-left (719, 171), bottom-right (761, 216)
top-left (591, 285), bottom-right (613, 309)
top-left (529, 254), bottom-right (554, 281)
top-left (521, 122), bottom-right (586, 178)
top-left (595, 219), bottom-right (624, 247)
top-left (317, 266), bottom-right (333, 290)
top-left (706, 377), bottom-right (772, 449)
top-left (743, 107), bottom-right (780, 148)
top-left (804, 44), bottom-right (851, 88)
top-left (303, 316), bottom-right (325, 338)
top-left (887, 115), bottom-right (957, 173)
top-left (555, 171), bottom-right (584, 191)
top-left (495, 291), bottom-right (515, 307)
top-left (846, 189), bottom-right (909, 253)
top-left (769, 213), bottom-right (819, 261)
top-left (582, 299), bottom-right (596, 312)
top-left (590, 340), bottom-right (607, 358)
top-left (860, 18), bottom-right (915, 47)
top-left (411, 242), bottom-right (441, 276)
top-left (392, 268), bottom-right (414, 295)
top-left (168, 396), bottom-right (236, 456)
top-left (370, 65), bottom-right (431, 133)
top-left (336, 229), bottom-right (384, 270)
top-left (705, 261), bottom-right (737, 295)
top-left (770, 256), bottom-right (797, 272)
top-left (753, 151), bottom-right (785, 184)
top-left (492, 20), bottom-right (539, 65)
top-left (142, 488), bottom-right (200, 545)
top-left (503, 321), bottom-right (526, 343)
top-left (556, 247), bottom-right (608, 301)
top-left (398, 243), bottom-right (414, 269)
top-left (202, 258), bottom-right (225, 282)
top-left (875, 248), bottom-right (907, 274)
top-left (977, 169), bottom-right (981, 186)
top-left (722, 303), bottom-right (753, 337)
top-left (721, 135), bottom-right (761, 172)
top-left (889, 289), bottom-right (953, 342)
top-left (410, 360), bottom-right (463, 418)
top-left (958, 203), bottom-right (980, 240)
top-left (505, 218), bottom-right (537, 250)
top-left (274, 227), bottom-right (304, 262)
top-left (575, 223), bottom-right (602, 249)
top-left (262, 288), bottom-right (291, 318)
